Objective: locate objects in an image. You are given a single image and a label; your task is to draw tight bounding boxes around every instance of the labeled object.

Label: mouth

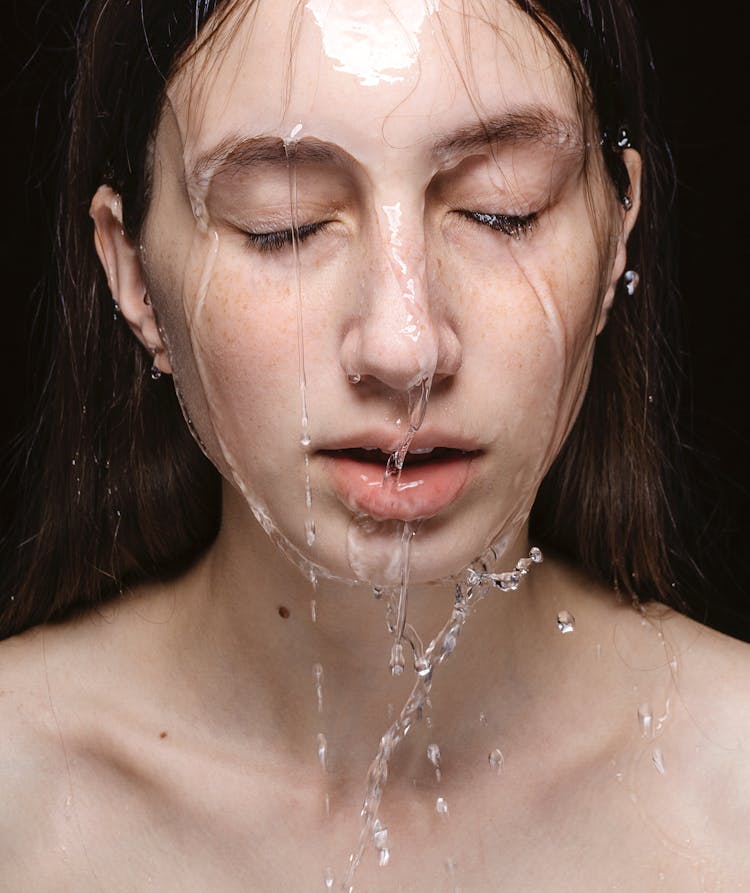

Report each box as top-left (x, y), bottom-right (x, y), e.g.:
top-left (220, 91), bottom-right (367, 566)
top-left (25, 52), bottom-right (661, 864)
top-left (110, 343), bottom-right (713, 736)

top-left (319, 444), bottom-right (482, 521)
top-left (322, 446), bottom-right (475, 467)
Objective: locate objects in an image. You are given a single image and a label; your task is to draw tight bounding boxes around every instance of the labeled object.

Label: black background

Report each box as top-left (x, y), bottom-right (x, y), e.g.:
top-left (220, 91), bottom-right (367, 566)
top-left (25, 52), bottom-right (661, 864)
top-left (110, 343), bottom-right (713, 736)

top-left (1, 3), bottom-right (748, 631)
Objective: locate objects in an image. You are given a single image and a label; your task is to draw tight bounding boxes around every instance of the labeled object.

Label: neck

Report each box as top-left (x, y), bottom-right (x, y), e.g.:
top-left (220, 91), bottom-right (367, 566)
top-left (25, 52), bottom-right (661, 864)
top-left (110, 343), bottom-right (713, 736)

top-left (143, 484), bottom-right (589, 785)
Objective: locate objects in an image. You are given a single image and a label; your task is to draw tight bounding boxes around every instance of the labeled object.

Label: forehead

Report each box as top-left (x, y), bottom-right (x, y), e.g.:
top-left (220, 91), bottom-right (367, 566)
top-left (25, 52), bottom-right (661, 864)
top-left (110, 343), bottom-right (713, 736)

top-left (168, 0), bottom-right (581, 172)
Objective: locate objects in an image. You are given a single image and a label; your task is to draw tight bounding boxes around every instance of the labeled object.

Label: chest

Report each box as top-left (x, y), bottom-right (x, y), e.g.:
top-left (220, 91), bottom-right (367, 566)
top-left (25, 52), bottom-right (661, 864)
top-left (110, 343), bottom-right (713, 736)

top-left (16, 755), bottom-right (732, 893)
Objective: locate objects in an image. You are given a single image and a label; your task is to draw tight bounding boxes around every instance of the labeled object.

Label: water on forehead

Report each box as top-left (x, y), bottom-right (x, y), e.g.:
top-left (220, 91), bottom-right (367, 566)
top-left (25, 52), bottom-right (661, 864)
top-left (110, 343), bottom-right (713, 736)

top-left (171, 0), bottom-right (578, 167)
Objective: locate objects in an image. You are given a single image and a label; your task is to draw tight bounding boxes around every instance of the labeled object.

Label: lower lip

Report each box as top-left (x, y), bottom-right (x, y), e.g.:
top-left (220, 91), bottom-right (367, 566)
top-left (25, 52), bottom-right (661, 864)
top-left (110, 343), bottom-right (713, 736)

top-left (322, 452), bottom-right (479, 522)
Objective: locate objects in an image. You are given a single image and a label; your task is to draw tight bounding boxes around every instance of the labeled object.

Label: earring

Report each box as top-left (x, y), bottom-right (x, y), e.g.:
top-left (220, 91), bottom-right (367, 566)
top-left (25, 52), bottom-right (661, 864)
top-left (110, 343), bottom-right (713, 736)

top-left (621, 194), bottom-right (633, 211)
top-left (150, 365), bottom-right (163, 381)
top-left (347, 373), bottom-right (362, 384)
top-left (616, 126), bottom-right (633, 150)
top-left (623, 270), bottom-right (639, 296)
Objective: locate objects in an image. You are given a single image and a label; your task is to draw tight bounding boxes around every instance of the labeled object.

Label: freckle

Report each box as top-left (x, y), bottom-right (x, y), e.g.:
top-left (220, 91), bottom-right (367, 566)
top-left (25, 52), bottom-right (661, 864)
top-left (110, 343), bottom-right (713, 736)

top-left (160, 731), bottom-right (168, 739)
top-left (278, 605), bottom-right (291, 619)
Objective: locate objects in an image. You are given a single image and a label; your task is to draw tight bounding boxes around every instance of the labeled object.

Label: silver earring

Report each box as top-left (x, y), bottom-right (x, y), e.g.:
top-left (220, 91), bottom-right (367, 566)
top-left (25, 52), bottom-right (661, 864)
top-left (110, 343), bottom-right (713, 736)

top-left (621, 194), bottom-right (633, 211)
top-left (347, 373), bottom-right (362, 384)
top-left (150, 364), bottom-right (162, 381)
top-left (624, 270), bottom-right (639, 296)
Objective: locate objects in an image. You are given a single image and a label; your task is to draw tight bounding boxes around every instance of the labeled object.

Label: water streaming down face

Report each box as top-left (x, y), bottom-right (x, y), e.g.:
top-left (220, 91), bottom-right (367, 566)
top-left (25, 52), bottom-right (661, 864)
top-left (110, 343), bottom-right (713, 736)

top-left (138, 0), bottom-right (630, 886)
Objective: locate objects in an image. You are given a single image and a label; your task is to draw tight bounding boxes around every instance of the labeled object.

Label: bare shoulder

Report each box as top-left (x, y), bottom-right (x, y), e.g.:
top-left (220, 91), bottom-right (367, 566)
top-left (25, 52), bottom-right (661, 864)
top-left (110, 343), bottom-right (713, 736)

top-left (660, 608), bottom-right (750, 744)
top-left (0, 628), bottom-right (75, 888)
top-left (654, 609), bottom-right (750, 873)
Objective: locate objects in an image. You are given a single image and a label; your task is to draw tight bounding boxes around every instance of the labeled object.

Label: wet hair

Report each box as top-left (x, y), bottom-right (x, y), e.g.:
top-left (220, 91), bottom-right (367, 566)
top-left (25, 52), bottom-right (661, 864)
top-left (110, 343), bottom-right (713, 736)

top-left (0, 0), bottom-right (692, 639)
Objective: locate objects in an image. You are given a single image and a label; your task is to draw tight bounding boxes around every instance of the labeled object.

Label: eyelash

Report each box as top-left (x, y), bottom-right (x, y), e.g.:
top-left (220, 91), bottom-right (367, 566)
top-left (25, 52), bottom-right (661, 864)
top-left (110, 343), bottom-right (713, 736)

top-left (458, 210), bottom-right (537, 239)
top-left (244, 210), bottom-right (536, 253)
top-left (245, 221), bottom-right (330, 253)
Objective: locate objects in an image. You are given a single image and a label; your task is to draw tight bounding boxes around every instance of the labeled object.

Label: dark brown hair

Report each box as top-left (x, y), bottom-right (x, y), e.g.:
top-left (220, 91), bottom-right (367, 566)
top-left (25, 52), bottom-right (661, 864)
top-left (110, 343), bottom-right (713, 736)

top-left (0, 0), bottom-right (695, 639)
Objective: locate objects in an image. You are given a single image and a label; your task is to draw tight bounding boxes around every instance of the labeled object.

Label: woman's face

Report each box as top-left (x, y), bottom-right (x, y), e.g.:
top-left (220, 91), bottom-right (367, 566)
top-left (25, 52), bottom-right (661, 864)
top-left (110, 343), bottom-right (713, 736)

top-left (140, 0), bottom-right (629, 585)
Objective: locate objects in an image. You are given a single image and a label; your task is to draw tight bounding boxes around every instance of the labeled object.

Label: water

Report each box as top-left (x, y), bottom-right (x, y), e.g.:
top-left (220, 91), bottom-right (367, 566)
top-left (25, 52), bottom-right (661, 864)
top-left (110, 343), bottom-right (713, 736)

top-left (317, 733), bottom-right (328, 772)
top-left (556, 610), bottom-right (575, 634)
top-left (638, 703), bottom-right (653, 738)
top-left (435, 796), bottom-right (449, 815)
top-left (313, 663), bottom-right (324, 713)
top-left (652, 748), bottom-right (666, 775)
top-left (387, 522), bottom-right (416, 676)
top-left (339, 549), bottom-right (543, 891)
top-left (427, 743), bottom-right (442, 782)
top-left (488, 748), bottom-right (504, 773)
top-left (284, 131), bottom-right (316, 554)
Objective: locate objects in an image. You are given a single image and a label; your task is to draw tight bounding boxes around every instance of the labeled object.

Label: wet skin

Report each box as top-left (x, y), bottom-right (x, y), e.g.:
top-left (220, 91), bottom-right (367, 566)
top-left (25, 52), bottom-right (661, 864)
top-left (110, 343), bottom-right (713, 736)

top-left (2, 1), bottom-right (750, 891)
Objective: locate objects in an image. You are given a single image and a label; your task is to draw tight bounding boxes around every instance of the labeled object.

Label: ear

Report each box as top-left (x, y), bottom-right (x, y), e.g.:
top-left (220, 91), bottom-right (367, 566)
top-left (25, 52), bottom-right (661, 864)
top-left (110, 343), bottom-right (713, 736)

top-left (596, 148), bottom-right (643, 335)
top-left (90, 185), bottom-right (173, 375)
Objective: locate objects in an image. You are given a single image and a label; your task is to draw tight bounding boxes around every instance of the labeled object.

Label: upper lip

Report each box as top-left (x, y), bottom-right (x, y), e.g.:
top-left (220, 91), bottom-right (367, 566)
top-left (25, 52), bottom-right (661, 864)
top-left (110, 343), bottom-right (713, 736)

top-left (315, 429), bottom-right (482, 454)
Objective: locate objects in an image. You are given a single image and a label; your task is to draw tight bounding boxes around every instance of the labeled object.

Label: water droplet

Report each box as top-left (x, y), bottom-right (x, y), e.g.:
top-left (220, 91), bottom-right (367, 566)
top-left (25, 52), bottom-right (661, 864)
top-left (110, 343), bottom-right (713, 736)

top-left (488, 749), bottom-right (504, 773)
top-left (479, 712), bottom-right (488, 726)
top-left (317, 733), bottom-right (328, 771)
top-left (373, 820), bottom-right (388, 850)
top-left (414, 656), bottom-right (432, 679)
top-left (310, 599), bottom-right (317, 623)
top-left (638, 703), bottom-right (653, 738)
top-left (324, 867), bottom-right (335, 891)
top-left (313, 663), bottom-right (324, 713)
top-left (427, 742), bottom-right (442, 781)
top-left (301, 433), bottom-right (312, 447)
top-left (556, 610), bottom-right (575, 634)
top-left (530, 546), bottom-right (543, 563)
top-left (325, 793), bottom-right (331, 817)
top-left (305, 519), bottom-right (317, 546)
top-left (378, 848), bottom-right (390, 867)
top-left (652, 748), bottom-right (665, 775)
top-left (390, 641), bottom-right (405, 676)
top-left (436, 796), bottom-right (449, 815)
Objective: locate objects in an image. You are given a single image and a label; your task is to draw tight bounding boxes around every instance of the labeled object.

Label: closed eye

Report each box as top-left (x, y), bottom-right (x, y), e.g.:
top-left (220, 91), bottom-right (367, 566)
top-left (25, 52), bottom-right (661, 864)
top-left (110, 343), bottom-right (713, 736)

top-left (245, 220), bottom-right (331, 253)
top-left (458, 210), bottom-right (537, 239)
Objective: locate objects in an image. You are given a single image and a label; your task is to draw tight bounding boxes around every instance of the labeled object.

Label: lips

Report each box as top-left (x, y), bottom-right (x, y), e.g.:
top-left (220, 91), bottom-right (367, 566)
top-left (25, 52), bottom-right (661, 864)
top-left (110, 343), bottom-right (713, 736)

top-left (319, 441), bottom-right (481, 521)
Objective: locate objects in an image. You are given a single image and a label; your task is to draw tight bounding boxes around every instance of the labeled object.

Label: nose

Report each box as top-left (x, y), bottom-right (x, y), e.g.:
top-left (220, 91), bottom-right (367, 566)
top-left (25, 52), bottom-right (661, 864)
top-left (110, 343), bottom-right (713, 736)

top-left (340, 208), bottom-right (462, 392)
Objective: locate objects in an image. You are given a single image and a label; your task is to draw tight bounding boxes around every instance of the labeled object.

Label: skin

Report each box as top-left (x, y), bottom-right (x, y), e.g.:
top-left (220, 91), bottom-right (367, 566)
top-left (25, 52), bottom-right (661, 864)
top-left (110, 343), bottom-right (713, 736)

top-left (1, 1), bottom-right (749, 890)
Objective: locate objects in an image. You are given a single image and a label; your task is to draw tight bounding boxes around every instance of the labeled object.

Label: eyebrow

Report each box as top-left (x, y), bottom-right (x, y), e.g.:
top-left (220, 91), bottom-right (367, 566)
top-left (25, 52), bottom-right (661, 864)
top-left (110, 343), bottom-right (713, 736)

top-left (432, 106), bottom-right (582, 161)
top-left (188, 105), bottom-right (582, 186)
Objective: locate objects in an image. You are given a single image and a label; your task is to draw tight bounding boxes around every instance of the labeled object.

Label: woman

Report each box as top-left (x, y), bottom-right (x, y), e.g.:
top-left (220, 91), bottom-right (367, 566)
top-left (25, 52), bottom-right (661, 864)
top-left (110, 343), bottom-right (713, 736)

top-left (1, 1), bottom-right (748, 889)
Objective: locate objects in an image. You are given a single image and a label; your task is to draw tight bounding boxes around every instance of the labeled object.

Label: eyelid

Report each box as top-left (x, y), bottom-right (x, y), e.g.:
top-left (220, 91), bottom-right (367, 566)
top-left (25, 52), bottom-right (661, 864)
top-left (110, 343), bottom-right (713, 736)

top-left (245, 220), bottom-right (331, 253)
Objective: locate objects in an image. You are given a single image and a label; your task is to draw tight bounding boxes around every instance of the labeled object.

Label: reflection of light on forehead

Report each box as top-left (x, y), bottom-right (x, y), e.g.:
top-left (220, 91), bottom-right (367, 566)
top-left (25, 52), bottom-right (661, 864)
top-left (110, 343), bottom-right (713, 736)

top-left (306, 0), bottom-right (441, 87)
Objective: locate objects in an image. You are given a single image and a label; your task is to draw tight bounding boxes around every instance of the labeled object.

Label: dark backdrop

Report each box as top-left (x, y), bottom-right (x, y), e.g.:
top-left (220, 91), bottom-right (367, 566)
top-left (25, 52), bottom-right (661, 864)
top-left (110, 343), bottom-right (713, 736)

top-left (1, 3), bottom-right (748, 634)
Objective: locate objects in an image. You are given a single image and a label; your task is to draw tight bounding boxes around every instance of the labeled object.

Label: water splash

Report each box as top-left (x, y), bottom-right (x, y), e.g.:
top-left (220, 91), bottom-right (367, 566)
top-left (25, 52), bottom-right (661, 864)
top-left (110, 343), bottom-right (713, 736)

top-left (387, 522), bottom-right (415, 676)
top-left (340, 548), bottom-right (542, 890)
top-left (386, 377), bottom-right (432, 476)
